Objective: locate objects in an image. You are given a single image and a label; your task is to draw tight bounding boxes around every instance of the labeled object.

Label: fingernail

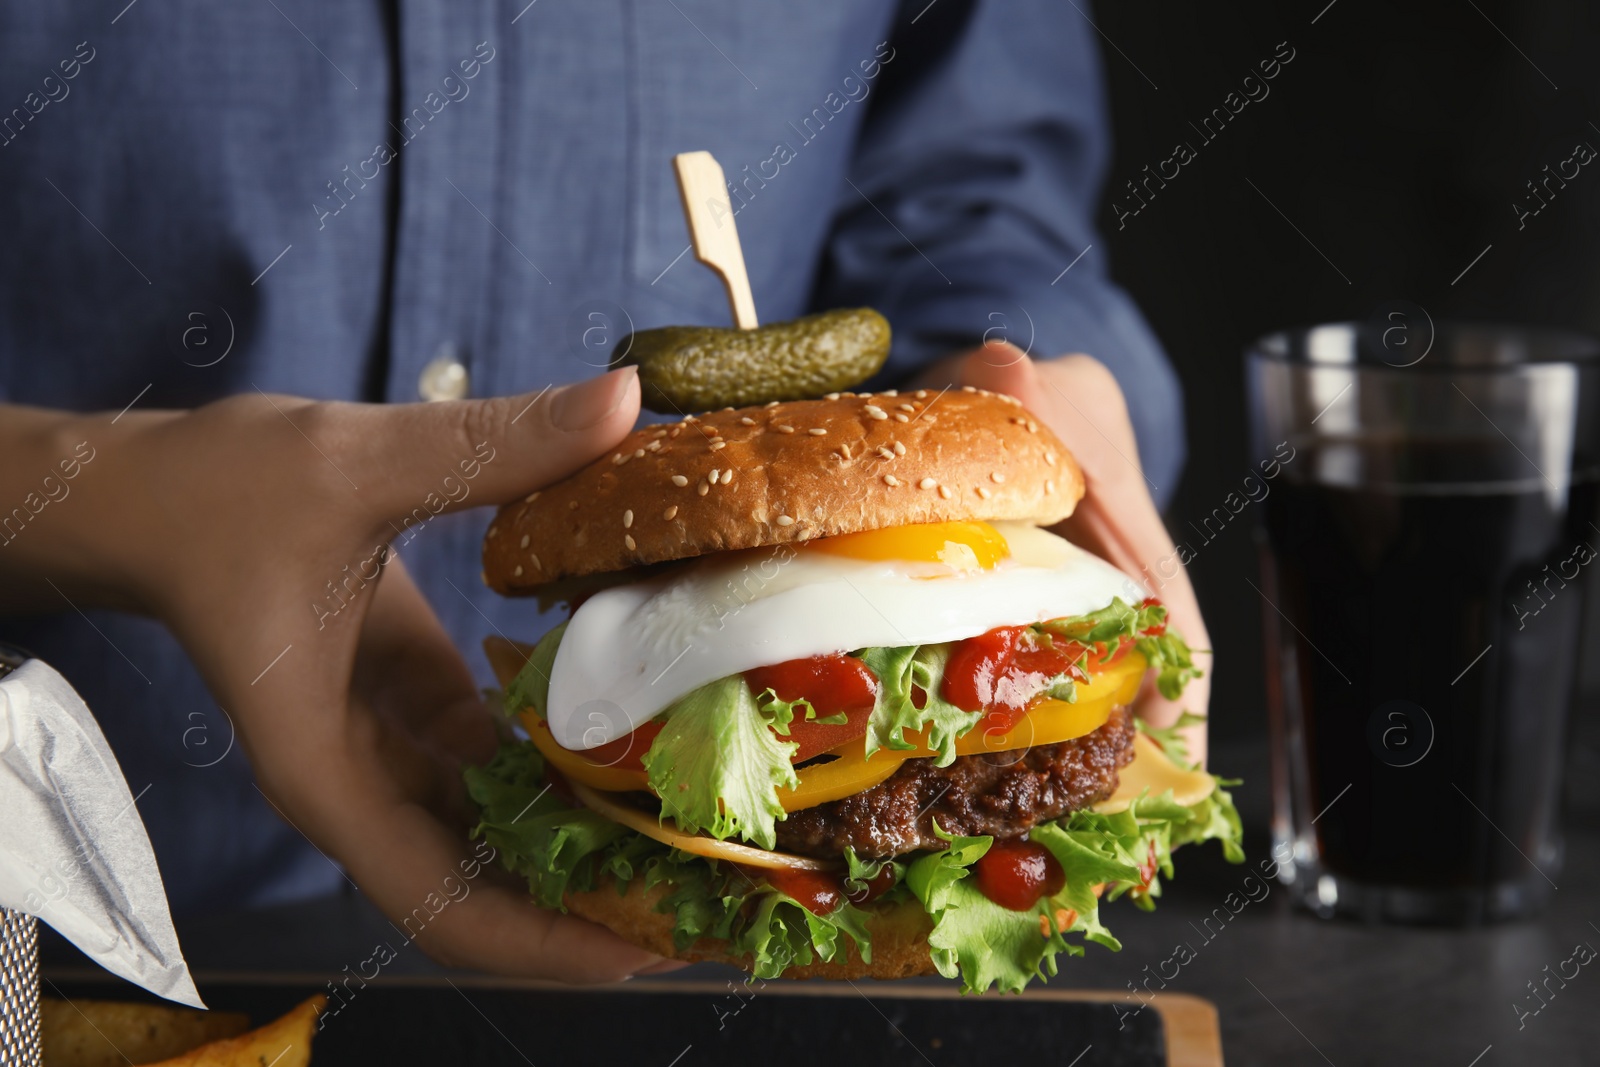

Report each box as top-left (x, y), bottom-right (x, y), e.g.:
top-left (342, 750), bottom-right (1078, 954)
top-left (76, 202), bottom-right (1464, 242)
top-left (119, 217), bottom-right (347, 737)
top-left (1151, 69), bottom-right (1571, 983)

top-left (549, 367), bottom-right (637, 431)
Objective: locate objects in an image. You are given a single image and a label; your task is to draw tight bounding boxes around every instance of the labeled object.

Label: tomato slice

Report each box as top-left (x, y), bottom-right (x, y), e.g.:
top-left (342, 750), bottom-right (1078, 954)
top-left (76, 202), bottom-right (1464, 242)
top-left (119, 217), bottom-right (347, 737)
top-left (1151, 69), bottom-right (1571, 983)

top-left (745, 653), bottom-right (879, 764)
top-left (582, 719), bottom-right (664, 773)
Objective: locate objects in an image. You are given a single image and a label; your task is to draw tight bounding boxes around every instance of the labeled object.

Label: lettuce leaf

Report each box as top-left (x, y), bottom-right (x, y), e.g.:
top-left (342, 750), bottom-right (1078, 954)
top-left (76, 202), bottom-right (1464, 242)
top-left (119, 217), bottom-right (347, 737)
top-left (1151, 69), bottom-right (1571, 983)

top-left (1135, 709), bottom-right (1209, 769)
top-left (753, 687), bottom-right (847, 727)
top-left (1040, 597), bottom-right (1203, 700)
top-left (464, 740), bottom-right (631, 907)
top-left (467, 741), bottom-right (874, 979)
top-left (468, 737), bottom-right (1244, 996)
top-left (640, 676), bottom-right (798, 850)
top-left (856, 644), bottom-right (983, 767)
top-left (502, 621), bottom-right (565, 718)
top-left (904, 780), bottom-right (1244, 993)
top-left (1136, 632), bottom-right (1202, 701)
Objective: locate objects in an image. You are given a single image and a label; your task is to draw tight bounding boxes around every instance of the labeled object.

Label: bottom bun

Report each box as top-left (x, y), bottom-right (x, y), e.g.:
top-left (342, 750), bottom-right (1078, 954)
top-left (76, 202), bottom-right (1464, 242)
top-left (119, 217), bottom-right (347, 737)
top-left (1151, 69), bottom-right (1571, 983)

top-left (564, 877), bottom-right (938, 980)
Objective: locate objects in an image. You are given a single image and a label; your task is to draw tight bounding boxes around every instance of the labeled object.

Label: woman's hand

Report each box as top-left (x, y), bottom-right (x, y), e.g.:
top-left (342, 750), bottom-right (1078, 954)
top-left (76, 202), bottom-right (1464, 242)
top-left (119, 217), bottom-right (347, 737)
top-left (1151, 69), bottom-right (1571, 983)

top-left (920, 343), bottom-right (1211, 764)
top-left (2, 367), bottom-right (682, 980)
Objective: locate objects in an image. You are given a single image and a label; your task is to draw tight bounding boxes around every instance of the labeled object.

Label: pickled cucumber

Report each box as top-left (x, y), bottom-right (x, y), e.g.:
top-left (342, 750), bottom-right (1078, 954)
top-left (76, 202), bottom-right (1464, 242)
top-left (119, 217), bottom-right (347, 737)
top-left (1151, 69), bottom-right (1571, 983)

top-left (616, 307), bottom-right (890, 413)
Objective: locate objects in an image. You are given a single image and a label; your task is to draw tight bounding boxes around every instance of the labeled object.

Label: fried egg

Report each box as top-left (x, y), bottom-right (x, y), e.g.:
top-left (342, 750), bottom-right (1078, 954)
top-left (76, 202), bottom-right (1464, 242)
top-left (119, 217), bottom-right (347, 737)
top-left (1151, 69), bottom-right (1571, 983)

top-left (546, 521), bottom-right (1147, 750)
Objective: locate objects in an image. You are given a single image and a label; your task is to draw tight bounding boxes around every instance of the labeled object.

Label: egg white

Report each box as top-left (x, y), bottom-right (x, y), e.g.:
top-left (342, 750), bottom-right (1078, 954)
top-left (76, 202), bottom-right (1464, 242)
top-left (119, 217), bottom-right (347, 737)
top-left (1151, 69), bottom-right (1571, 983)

top-left (545, 522), bottom-right (1147, 750)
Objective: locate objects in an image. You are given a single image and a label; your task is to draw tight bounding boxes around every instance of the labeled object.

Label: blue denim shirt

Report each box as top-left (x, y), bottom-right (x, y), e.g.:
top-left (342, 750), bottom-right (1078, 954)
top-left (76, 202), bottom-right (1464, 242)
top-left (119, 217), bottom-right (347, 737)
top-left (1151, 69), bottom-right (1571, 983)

top-left (0, 0), bottom-right (1182, 914)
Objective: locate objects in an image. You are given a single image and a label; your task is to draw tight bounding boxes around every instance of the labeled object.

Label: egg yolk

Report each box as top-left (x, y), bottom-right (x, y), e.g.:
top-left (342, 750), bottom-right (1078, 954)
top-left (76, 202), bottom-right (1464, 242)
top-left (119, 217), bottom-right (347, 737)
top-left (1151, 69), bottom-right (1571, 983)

top-left (808, 520), bottom-right (1011, 570)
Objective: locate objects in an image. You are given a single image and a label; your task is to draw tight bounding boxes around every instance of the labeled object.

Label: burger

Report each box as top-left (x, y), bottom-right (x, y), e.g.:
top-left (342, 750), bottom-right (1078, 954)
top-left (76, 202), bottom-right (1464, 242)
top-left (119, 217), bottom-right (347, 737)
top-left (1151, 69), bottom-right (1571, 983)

top-left (467, 387), bottom-right (1241, 993)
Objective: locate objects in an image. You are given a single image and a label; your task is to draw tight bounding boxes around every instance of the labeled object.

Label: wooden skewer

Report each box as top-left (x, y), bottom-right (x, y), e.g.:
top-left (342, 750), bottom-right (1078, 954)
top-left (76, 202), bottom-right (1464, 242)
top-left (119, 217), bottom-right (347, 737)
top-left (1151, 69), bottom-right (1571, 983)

top-left (673, 150), bottom-right (759, 330)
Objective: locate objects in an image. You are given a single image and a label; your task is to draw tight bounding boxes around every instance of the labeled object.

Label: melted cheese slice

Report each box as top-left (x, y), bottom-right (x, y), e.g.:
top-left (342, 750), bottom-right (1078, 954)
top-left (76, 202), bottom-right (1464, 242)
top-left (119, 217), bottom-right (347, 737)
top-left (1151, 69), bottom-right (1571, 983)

top-left (1093, 732), bottom-right (1216, 813)
top-left (567, 780), bottom-right (833, 871)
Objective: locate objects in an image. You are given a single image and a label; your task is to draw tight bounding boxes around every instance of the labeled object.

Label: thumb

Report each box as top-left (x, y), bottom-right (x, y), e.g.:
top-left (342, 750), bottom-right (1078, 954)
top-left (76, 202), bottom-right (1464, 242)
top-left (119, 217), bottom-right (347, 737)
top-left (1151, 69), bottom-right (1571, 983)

top-left (953, 342), bottom-right (1046, 403)
top-left (351, 367), bottom-right (641, 516)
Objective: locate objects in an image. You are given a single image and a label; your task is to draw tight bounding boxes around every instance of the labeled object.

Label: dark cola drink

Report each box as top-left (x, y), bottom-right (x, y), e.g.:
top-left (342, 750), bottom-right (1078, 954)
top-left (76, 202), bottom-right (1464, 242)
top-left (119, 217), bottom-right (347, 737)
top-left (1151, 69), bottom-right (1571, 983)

top-left (1261, 439), bottom-right (1596, 920)
top-left (1248, 323), bottom-right (1600, 924)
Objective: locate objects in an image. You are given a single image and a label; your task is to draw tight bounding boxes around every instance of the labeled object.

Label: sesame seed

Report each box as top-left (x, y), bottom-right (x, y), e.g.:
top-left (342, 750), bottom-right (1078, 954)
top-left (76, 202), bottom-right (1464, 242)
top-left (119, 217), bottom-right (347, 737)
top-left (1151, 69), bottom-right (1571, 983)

top-left (1026, 420), bottom-right (1038, 433)
top-left (961, 385), bottom-right (976, 393)
top-left (893, 413), bottom-right (910, 422)
top-left (919, 477), bottom-right (937, 489)
top-left (721, 469), bottom-right (734, 484)
top-left (991, 471), bottom-right (1006, 483)
top-left (671, 474), bottom-right (689, 487)
top-left (710, 469), bottom-right (720, 485)
top-left (977, 486), bottom-right (993, 499)
top-left (864, 404), bottom-right (887, 420)
top-left (840, 443), bottom-right (852, 459)
top-left (740, 416), bottom-right (757, 425)
top-left (915, 389), bottom-right (929, 399)
top-left (520, 534), bottom-right (531, 548)
top-left (776, 514), bottom-right (795, 526)
top-left (892, 441), bottom-right (906, 456)
top-left (514, 565), bottom-right (524, 577)
top-left (775, 424), bottom-right (796, 434)
top-left (625, 534), bottom-right (636, 551)
top-left (898, 403), bottom-right (915, 413)
top-left (807, 427), bottom-right (828, 436)
top-left (488, 525), bottom-right (499, 538)
top-left (663, 505), bottom-right (679, 520)
top-left (646, 440), bottom-right (662, 451)
top-left (882, 389), bottom-right (898, 398)
top-left (884, 474), bottom-right (899, 486)
top-left (684, 413), bottom-right (698, 422)
top-left (653, 429), bottom-right (669, 438)
top-left (978, 388), bottom-right (992, 397)
top-left (877, 446), bottom-right (895, 460)
top-left (529, 553), bottom-right (541, 570)
top-left (623, 509), bottom-right (634, 529)
top-left (938, 484), bottom-right (953, 499)
top-left (1044, 452), bottom-right (1057, 466)
top-left (710, 439), bottom-right (727, 450)
top-left (669, 426), bottom-right (683, 438)
top-left (765, 400), bottom-right (780, 408)
top-left (1045, 479), bottom-right (1056, 495)
top-left (525, 491), bottom-right (540, 503)
top-left (634, 448), bottom-right (645, 458)
top-left (824, 392), bottom-right (840, 400)
top-left (698, 481), bottom-right (710, 496)
top-left (613, 453), bottom-right (627, 465)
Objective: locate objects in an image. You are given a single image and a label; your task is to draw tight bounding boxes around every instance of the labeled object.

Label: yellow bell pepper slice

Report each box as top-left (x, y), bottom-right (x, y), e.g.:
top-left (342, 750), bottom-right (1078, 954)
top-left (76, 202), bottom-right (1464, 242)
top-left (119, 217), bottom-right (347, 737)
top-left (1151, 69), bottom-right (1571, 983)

top-left (776, 652), bottom-right (1148, 812)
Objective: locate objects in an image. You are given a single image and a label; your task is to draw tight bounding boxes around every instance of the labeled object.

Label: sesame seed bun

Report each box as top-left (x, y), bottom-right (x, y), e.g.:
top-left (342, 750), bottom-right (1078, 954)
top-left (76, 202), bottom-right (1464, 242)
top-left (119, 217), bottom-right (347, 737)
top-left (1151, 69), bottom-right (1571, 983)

top-left (565, 876), bottom-right (938, 980)
top-left (483, 389), bottom-right (1083, 591)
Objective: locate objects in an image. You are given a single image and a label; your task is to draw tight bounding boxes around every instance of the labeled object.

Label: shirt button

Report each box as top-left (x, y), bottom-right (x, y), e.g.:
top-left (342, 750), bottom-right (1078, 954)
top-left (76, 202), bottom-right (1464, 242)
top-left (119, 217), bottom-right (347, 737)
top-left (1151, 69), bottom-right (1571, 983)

top-left (418, 346), bottom-right (470, 401)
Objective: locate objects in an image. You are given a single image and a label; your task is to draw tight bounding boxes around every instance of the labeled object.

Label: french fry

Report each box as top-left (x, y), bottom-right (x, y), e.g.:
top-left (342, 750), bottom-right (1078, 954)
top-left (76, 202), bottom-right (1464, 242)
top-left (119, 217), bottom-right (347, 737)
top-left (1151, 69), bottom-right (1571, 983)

top-left (42, 998), bottom-right (250, 1067)
top-left (41, 994), bottom-right (324, 1067)
top-left (144, 995), bottom-right (325, 1067)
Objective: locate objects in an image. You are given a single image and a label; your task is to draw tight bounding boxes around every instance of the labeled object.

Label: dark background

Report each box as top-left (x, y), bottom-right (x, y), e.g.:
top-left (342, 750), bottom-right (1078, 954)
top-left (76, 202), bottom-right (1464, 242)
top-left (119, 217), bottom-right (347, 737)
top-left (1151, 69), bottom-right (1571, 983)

top-left (1092, 0), bottom-right (1600, 740)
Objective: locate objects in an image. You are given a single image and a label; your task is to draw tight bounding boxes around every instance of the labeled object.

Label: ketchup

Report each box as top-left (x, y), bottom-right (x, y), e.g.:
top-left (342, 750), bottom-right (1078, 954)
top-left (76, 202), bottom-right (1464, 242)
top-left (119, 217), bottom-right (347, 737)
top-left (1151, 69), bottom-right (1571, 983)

top-left (973, 839), bottom-right (1066, 911)
top-left (940, 626), bottom-right (1091, 733)
top-left (745, 654), bottom-right (879, 717)
top-left (941, 603), bottom-right (1168, 734)
top-left (745, 653), bottom-right (880, 763)
top-left (845, 866), bottom-right (897, 906)
top-left (758, 866), bottom-right (845, 915)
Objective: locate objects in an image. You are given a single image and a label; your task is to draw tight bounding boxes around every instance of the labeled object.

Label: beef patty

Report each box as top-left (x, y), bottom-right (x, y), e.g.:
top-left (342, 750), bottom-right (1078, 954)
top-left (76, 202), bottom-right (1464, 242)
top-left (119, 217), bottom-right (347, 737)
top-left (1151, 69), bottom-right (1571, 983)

top-left (774, 705), bottom-right (1137, 859)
